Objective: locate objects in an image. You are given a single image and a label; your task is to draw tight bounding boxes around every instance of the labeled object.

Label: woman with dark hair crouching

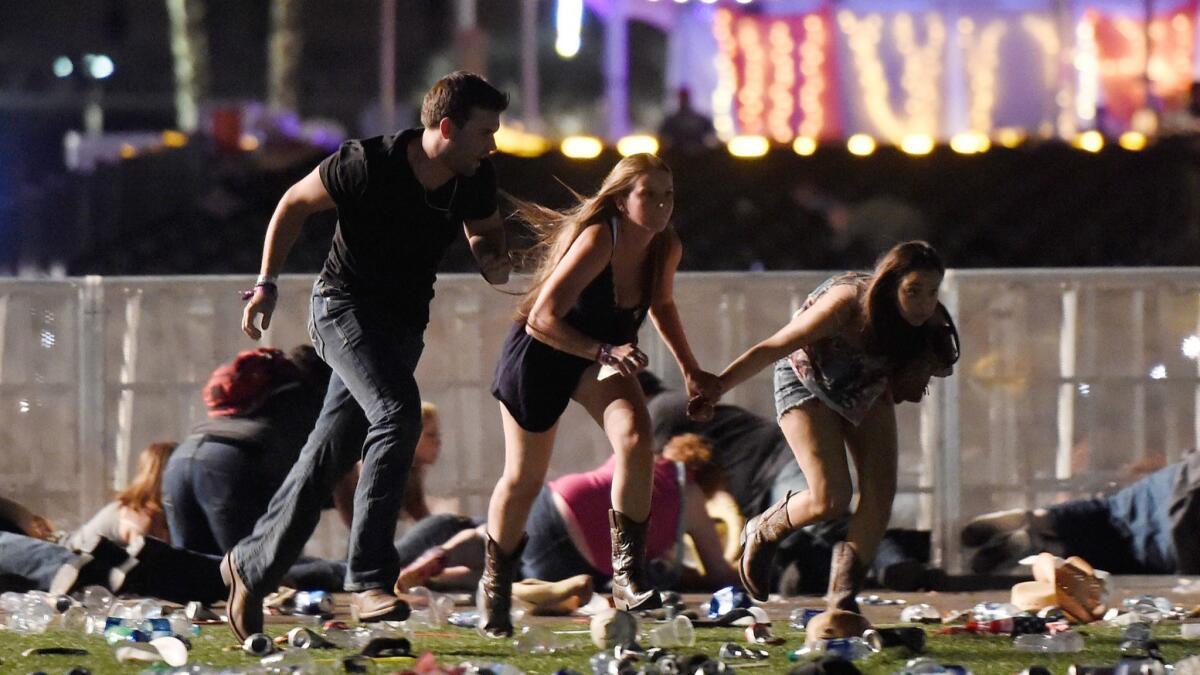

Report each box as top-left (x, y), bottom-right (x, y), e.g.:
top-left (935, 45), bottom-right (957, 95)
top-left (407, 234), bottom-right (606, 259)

top-left (702, 241), bottom-right (959, 620)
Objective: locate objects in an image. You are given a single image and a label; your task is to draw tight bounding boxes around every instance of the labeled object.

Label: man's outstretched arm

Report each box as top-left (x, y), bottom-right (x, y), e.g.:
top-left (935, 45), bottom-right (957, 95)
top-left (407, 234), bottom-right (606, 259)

top-left (464, 210), bottom-right (510, 286)
top-left (243, 167), bottom-right (336, 339)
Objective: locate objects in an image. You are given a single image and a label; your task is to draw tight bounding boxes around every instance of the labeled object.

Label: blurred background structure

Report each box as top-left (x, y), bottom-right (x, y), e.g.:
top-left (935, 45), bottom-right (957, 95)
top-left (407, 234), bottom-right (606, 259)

top-left (3, 0), bottom-right (1200, 567)
top-left (3, 0), bottom-right (1200, 276)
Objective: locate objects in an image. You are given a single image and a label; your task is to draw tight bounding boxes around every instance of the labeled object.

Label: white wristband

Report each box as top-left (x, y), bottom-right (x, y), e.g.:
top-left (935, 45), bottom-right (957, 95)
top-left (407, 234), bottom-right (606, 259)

top-left (256, 274), bottom-right (278, 286)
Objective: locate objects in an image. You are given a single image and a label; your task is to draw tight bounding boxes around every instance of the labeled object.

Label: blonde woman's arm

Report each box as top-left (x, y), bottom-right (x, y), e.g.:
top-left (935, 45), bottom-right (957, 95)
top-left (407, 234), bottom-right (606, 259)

top-left (649, 230), bottom-right (720, 401)
top-left (525, 224), bottom-right (646, 374)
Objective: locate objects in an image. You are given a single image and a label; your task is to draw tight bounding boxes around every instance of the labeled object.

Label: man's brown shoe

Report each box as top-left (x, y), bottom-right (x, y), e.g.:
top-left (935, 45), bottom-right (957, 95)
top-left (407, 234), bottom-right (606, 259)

top-left (351, 588), bottom-right (411, 623)
top-left (219, 552), bottom-right (262, 642)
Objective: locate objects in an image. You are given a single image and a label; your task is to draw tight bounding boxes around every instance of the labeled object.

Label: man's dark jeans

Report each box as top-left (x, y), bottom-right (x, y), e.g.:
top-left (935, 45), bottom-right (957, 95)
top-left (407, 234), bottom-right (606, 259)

top-left (163, 437), bottom-right (282, 556)
top-left (233, 281), bottom-right (425, 593)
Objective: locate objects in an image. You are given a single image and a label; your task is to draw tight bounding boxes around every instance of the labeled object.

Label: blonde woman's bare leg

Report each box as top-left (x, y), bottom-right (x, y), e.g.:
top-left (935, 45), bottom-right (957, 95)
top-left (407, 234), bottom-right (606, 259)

top-left (571, 366), bottom-right (660, 610)
top-left (478, 405), bottom-right (558, 637)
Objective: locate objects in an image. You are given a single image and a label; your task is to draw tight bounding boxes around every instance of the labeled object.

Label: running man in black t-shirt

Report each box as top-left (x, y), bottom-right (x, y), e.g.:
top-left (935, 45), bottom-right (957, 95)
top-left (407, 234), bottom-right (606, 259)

top-left (224, 72), bottom-right (511, 641)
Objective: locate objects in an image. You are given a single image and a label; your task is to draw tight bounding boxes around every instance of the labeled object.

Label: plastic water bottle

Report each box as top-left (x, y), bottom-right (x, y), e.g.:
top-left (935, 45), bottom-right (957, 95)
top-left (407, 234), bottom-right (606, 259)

top-left (81, 585), bottom-right (114, 612)
top-left (972, 601), bottom-right (1021, 622)
top-left (1114, 658), bottom-right (1167, 675)
top-left (60, 605), bottom-right (88, 632)
top-left (449, 609), bottom-right (481, 629)
top-left (1013, 630), bottom-right (1085, 653)
top-left (1122, 596), bottom-right (1173, 623)
top-left (589, 651), bottom-right (618, 675)
top-left (463, 663), bottom-right (524, 675)
top-left (790, 607), bottom-right (824, 630)
top-left (0, 591), bottom-right (24, 613)
top-left (167, 608), bottom-right (198, 637)
top-left (8, 594), bottom-right (54, 634)
top-left (514, 625), bottom-right (560, 655)
top-left (901, 604), bottom-right (942, 623)
top-left (789, 637), bottom-right (878, 661)
top-left (131, 599), bottom-right (163, 619)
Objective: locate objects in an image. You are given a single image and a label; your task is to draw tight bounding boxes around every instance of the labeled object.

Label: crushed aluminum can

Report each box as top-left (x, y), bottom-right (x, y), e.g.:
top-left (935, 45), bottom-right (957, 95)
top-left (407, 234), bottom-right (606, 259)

top-left (242, 633), bottom-right (275, 656)
top-left (287, 626), bottom-right (334, 649)
top-left (293, 590), bottom-right (334, 615)
top-left (718, 642), bottom-right (770, 660)
top-left (708, 586), bottom-right (752, 618)
top-left (864, 627), bottom-right (927, 653)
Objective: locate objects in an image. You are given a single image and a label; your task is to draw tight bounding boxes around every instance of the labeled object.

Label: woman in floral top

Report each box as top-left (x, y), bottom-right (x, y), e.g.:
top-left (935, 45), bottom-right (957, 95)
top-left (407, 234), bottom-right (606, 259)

top-left (707, 241), bottom-right (957, 615)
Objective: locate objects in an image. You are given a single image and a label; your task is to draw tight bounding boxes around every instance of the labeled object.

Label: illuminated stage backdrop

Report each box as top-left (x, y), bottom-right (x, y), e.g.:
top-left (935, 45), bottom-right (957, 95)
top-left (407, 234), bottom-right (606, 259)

top-left (1087, 0), bottom-right (1197, 127)
top-left (711, 5), bottom-right (843, 141)
top-left (704, 1), bottom-right (1198, 142)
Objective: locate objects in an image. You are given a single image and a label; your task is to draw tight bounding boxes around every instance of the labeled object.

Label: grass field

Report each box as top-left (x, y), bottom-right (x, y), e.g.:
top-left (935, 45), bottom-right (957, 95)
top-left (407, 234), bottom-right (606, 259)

top-left (0, 617), bottom-right (1195, 674)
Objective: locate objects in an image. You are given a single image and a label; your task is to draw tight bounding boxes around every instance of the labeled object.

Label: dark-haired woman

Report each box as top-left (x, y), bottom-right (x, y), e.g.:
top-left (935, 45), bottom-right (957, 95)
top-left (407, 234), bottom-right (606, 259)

top-left (710, 240), bottom-right (958, 614)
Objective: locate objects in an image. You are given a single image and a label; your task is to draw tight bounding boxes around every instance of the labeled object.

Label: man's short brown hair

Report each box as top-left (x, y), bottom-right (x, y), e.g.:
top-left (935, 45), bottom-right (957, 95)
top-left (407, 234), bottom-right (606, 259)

top-left (421, 71), bottom-right (509, 129)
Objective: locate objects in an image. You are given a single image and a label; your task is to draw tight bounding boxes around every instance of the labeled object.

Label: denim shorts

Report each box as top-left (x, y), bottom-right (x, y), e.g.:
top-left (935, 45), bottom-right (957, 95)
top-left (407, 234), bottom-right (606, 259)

top-left (774, 358), bottom-right (817, 420)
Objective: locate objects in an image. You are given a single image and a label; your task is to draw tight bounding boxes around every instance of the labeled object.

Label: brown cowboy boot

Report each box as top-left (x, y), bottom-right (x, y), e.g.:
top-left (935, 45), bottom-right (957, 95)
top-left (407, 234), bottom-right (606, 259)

top-left (825, 541), bottom-right (867, 613)
top-left (736, 491), bottom-right (796, 601)
top-left (609, 509), bottom-right (662, 611)
top-left (476, 535), bottom-right (525, 638)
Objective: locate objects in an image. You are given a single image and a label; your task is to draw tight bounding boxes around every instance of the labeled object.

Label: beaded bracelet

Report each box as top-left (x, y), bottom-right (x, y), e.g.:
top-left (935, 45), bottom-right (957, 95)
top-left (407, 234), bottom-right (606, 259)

top-left (240, 281), bottom-right (278, 301)
top-left (596, 343), bottom-right (618, 366)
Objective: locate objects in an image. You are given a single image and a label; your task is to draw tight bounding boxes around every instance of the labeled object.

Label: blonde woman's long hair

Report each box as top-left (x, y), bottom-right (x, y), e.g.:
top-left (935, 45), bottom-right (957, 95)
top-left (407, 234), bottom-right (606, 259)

top-left (512, 153), bottom-right (673, 319)
top-left (116, 441), bottom-right (176, 518)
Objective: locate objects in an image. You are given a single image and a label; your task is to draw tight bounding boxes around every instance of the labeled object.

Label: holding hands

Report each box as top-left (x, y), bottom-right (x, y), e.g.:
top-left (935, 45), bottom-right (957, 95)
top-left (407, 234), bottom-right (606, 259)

top-left (685, 369), bottom-right (723, 422)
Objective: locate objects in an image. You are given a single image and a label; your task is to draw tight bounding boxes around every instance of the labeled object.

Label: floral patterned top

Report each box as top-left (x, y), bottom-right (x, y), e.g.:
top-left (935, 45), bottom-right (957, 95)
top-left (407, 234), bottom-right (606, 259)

top-left (786, 272), bottom-right (892, 425)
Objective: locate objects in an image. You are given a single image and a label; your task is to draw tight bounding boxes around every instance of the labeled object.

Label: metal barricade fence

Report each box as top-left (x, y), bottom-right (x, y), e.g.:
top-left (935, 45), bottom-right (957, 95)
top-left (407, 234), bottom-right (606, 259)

top-left (1, 269), bottom-right (1197, 568)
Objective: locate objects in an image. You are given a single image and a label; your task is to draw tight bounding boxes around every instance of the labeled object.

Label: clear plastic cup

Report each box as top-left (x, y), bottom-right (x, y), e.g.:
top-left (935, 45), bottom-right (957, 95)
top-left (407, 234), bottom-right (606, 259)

top-left (1013, 630), bottom-right (1085, 653)
top-left (647, 615), bottom-right (695, 648)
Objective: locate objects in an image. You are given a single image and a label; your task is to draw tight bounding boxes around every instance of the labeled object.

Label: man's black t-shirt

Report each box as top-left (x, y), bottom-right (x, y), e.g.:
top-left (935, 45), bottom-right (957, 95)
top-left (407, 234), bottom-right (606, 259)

top-left (318, 128), bottom-right (498, 328)
top-left (649, 390), bottom-right (792, 518)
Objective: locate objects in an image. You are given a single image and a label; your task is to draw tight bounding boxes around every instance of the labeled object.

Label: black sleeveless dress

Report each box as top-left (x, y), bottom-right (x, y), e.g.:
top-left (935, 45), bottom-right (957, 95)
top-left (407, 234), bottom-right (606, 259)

top-left (491, 221), bottom-right (650, 432)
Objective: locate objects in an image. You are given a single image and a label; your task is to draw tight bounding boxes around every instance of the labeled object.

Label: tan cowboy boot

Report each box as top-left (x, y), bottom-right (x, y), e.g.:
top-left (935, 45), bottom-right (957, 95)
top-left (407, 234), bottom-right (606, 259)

top-left (609, 509), bottom-right (662, 611)
top-left (476, 535), bottom-right (525, 638)
top-left (736, 491), bottom-right (796, 601)
top-left (825, 541), bottom-right (867, 613)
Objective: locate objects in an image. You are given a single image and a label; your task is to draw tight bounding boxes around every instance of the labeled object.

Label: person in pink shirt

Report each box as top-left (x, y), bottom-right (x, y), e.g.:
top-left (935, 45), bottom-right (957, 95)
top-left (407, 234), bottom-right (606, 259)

top-left (523, 433), bottom-right (736, 591)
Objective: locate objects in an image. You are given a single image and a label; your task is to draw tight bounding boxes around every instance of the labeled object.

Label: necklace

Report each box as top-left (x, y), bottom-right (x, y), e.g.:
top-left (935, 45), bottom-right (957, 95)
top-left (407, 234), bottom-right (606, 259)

top-left (423, 177), bottom-right (459, 219)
